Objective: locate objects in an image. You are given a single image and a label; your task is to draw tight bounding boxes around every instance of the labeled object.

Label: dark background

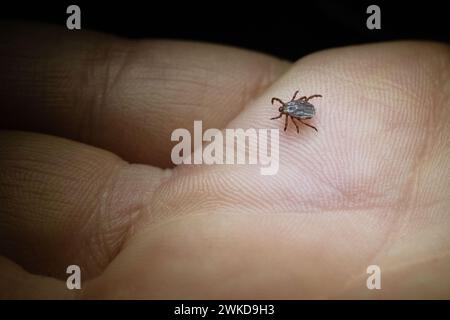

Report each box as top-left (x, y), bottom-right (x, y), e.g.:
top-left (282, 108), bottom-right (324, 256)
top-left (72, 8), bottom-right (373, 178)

top-left (1, 0), bottom-right (449, 60)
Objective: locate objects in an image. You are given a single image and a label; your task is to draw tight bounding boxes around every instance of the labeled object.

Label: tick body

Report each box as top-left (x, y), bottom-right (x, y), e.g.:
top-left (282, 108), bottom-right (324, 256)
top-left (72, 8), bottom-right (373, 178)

top-left (270, 90), bottom-right (321, 133)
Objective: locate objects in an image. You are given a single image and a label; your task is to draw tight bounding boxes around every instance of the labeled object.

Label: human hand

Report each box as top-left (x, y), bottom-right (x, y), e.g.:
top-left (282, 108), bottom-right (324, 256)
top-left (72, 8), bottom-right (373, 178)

top-left (1, 22), bottom-right (449, 299)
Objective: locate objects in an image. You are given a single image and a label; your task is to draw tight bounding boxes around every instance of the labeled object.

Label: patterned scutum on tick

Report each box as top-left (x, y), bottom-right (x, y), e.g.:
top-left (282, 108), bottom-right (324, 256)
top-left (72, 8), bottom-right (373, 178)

top-left (285, 101), bottom-right (315, 119)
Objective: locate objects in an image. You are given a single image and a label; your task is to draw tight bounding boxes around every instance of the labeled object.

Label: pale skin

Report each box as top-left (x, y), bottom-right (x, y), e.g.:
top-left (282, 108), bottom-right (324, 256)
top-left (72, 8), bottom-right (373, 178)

top-left (0, 22), bottom-right (450, 299)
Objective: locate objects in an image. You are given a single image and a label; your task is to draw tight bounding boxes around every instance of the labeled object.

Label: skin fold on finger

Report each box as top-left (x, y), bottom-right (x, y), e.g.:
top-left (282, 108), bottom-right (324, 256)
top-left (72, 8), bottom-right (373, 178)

top-left (0, 256), bottom-right (76, 299)
top-left (0, 21), bottom-right (290, 168)
top-left (83, 41), bottom-right (450, 298)
top-left (0, 130), bottom-right (169, 282)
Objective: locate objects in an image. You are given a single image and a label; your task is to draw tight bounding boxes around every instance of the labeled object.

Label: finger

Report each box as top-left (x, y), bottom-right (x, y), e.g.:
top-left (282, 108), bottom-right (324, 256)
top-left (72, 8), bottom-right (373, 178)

top-left (0, 22), bottom-right (289, 167)
top-left (0, 130), bottom-right (166, 279)
top-left (227, 41), bottom-right (450, 213)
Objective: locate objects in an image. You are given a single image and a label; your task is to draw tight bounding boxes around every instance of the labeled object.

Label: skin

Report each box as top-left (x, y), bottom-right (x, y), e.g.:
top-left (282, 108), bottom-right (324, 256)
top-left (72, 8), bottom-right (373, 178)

top-left (0, 22), bottom-right (450, 299)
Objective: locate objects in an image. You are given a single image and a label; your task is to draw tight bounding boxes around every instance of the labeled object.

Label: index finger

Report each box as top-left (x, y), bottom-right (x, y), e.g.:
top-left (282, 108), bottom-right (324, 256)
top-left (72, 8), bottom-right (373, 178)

top-left (0, 21), bottom-right (289, 167)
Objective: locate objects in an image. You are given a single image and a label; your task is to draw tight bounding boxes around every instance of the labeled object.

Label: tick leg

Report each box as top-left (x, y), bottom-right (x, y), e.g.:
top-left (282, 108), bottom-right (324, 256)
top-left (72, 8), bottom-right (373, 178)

top-left (284, 114), bottom-right (289, 131)
top-left (299, 119), bottom-right (318, 132)
top-left (291, 90), bottom-right (299, 101)
top-left (291, 116), bottom-right (300, 133)
top-left (299, 96), bottom-right (307, 100)
top-left (305, 94), bottom-right (322, 102)
top-left (271, 97), bottom-right (285, 106)
top-left (270, 113), bottom-right (283, 120)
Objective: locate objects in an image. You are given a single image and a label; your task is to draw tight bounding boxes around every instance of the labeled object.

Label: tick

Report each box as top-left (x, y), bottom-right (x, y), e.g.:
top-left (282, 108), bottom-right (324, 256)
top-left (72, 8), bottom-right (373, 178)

top-left (270, 90), bottom-right (321, 133)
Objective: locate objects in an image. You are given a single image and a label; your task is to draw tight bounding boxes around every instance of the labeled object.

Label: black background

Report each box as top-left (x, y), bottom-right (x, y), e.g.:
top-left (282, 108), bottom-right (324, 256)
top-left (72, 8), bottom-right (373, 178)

top-left (1, 1), bottom-right (449, 60)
